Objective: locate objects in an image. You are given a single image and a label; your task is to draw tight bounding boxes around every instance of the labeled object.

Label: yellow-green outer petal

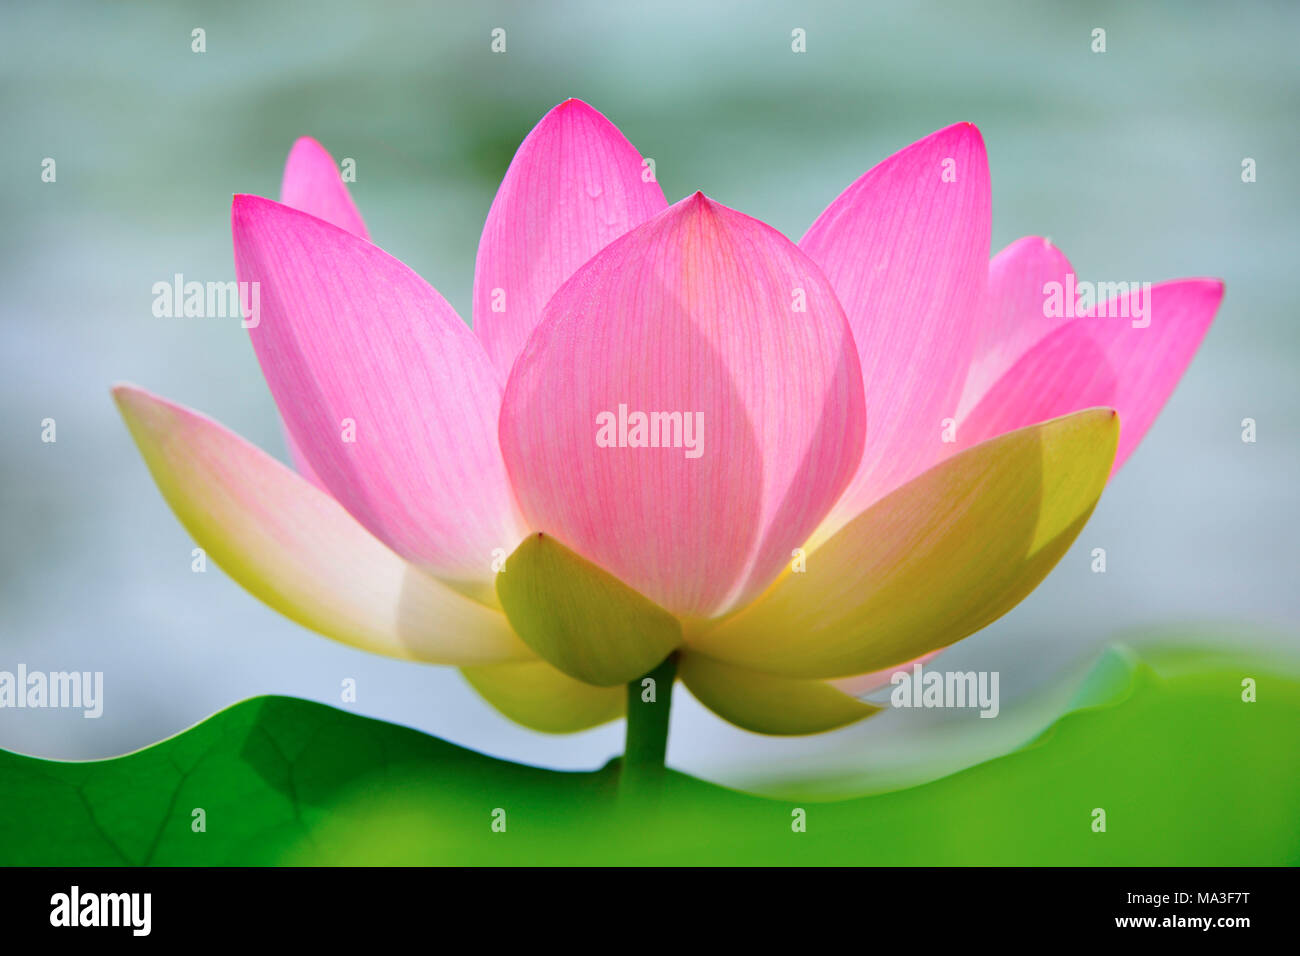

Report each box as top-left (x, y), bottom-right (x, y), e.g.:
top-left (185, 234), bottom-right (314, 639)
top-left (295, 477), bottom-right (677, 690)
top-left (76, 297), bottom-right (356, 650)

top-left (495, 533), bottom-right (682, 686)
top-left (461, 660), bottom-right (625, 733)
top-left (689, 408), bottom-right (1120, 678)
top-left (679, 652), bottom-right (880, 735)
top-left (113, 384), bottom-right (530, 666)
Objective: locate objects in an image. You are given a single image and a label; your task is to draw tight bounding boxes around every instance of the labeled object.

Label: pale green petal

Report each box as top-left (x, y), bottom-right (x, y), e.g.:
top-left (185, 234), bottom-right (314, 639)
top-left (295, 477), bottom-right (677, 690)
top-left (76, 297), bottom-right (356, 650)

top-left (462, 660), bottom-right (625, 733)
top-left (495, 533), bottom-right (682, 686)
top-left (679, 652), bottom-right (879, 735)
top-left (689, 409), bottom-right (1119, 678)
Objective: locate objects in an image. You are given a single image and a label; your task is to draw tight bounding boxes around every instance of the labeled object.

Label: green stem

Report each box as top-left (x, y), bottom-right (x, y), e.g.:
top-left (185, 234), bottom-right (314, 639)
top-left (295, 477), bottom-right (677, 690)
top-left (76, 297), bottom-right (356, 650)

top-left (620, 653), bottom-right (678, 800)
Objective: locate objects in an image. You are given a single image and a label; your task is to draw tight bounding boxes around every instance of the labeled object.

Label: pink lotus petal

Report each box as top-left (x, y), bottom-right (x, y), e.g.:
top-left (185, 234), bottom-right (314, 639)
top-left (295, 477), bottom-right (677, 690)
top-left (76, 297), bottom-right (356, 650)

top-left (232, 194), bottom-right (524, 585)
top-left (499, 193), bottom-right (866, 619)
top-left (473, 99), bottom-right (667, 383)
top-left (959, 279), bottom-right (1224, 470)
top-left (801, 123), bottom-right (991, 536)
top-left (279, 136), bottom-right (369, 240)
top-left (957, 236), bottom-right (1074, 420)
top-left (276, 137), bottom-right (370, 491)
top-left (282, 427), bottom-right (328, 493)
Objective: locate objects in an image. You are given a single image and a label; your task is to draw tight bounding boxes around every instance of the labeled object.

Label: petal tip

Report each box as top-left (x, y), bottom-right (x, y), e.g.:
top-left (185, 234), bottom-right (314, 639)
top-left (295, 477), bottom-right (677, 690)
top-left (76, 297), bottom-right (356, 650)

top-left (230, 192), bottom-right (268, 226)
top-left (659, 190), bottom-right (728, 229)
top-left (288, 135), bottom-right (326, 153)
top-left (932, 120), bottom-right (985, 148)
top-left (544, 97), bottom-right (602, 125)
top-left (230, 192), bottom-right (343, 240)
top-left (283, 136), bottom-right (335, 170)
top-left (111, 384), bottom-right (174, 438)
top-left (1159, 276), bottom-right (1226, 308)
top-left (683, 189), bottom-right (715, 213)
top-left (110, 381), bottom-right (150, 411)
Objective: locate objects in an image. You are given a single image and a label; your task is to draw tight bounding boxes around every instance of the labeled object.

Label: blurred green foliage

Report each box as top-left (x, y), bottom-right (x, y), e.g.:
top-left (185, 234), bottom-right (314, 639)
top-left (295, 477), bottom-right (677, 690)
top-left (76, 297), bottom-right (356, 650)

top-left (1, 643), bottom-right (1294, 865)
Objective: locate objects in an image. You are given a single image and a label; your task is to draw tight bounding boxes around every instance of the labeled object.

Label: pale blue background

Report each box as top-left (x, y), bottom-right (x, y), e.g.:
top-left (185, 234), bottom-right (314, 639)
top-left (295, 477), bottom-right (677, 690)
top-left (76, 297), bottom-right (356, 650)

top-left (1, 0), bottom-right (1296, 788)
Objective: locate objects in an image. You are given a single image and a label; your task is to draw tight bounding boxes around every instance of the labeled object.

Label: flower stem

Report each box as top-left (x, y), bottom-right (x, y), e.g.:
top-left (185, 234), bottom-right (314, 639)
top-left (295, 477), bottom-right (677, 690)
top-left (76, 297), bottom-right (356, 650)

top-left (619, 653), bottom-right (678, 800)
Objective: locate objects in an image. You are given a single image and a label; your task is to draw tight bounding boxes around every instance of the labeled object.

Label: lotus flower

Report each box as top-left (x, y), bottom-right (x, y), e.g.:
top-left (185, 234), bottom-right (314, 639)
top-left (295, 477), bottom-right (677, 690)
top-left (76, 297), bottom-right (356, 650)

top-left (113, 100), bottom-right (1222, 759)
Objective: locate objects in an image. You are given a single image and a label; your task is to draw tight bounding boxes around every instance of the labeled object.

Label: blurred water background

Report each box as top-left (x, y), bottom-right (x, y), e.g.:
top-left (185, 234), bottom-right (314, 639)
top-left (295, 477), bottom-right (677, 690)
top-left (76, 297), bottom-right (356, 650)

top-left (1, 0), bottom-right (1296, 788)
